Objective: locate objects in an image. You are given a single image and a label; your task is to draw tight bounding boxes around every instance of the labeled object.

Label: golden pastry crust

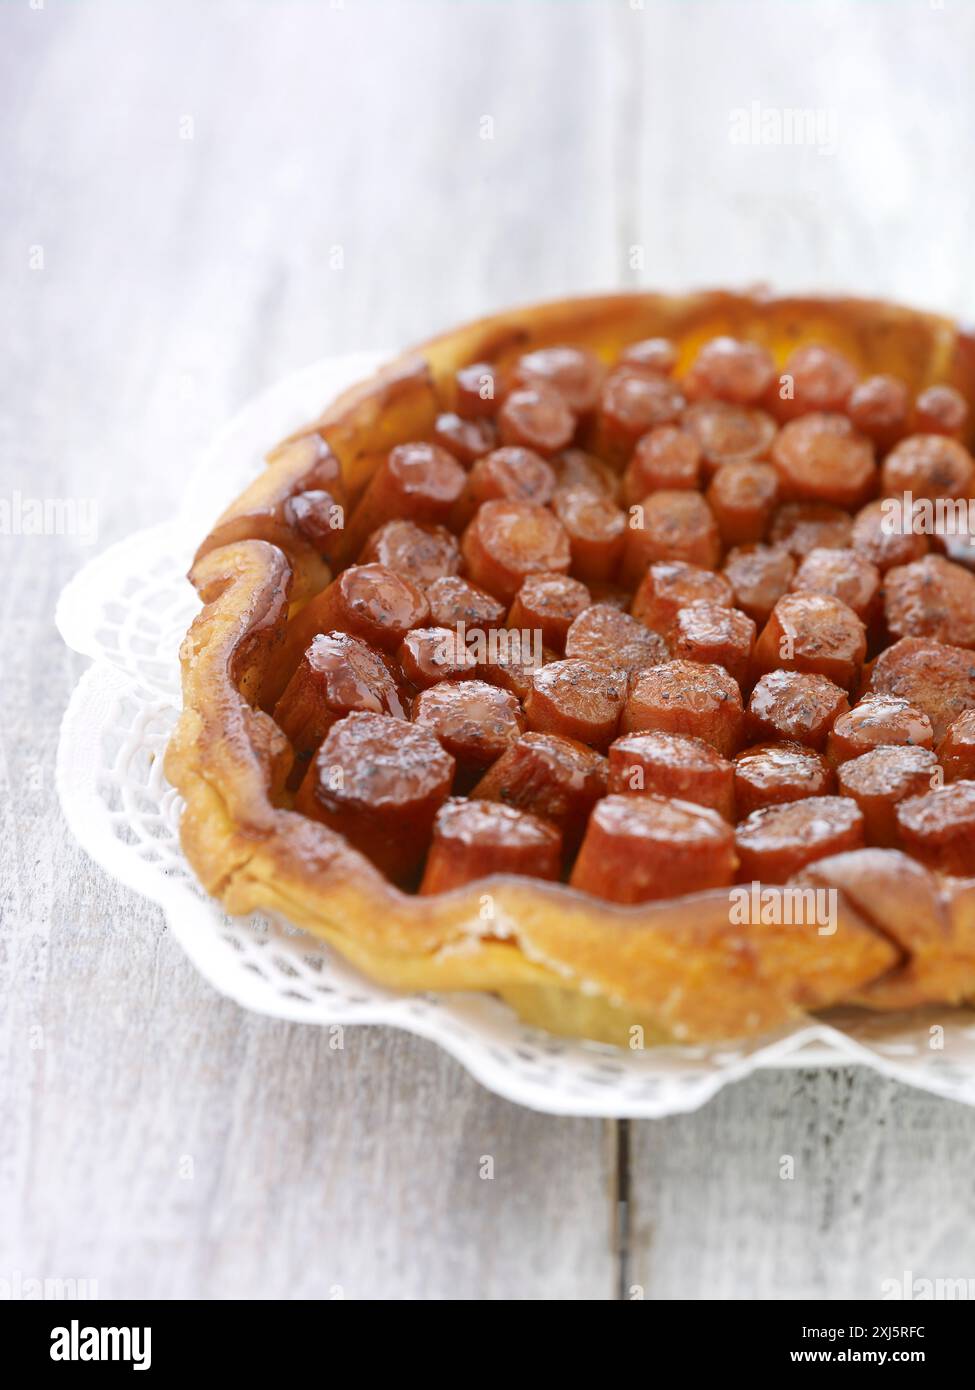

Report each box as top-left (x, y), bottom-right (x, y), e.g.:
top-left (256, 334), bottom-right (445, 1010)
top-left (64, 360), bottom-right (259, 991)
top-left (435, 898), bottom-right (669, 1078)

top-left (165, 290), bottom-right (975, 1045)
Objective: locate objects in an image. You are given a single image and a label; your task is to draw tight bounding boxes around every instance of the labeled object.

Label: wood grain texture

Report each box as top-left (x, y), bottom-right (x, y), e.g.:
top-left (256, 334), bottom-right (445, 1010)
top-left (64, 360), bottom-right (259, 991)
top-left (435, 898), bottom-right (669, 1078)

top-left (2, 0), bottom-right (975, 1302)
top-left (628, 1068), bottom-right (975, 1301)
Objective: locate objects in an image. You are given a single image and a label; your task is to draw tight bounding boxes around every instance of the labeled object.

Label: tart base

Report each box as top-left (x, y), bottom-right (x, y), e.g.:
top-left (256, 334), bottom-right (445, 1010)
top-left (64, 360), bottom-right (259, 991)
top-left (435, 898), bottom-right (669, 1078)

top-left (166, 291), bottom-right (975, 1044)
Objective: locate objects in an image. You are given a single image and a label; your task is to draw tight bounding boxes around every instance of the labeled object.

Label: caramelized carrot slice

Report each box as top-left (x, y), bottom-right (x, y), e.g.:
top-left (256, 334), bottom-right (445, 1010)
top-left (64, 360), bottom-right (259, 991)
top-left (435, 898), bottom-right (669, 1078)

top-left (570, 794), bottom-right (737, 903)
top-left (667, 602), bottom-right (756, 689)
top-left (733, 742), bottom-right (834, 817)
top-left (419, 798), bottom-right (561, 894)
top-left (621, 490), bottom-right (721, 586)
top-left (838, 745), bottom-right (940, 847)
top-left (608, 731), bottom-right (735, 820)
top-left (683, 337), bottom-right (776, 406)
top-left (937, 711), bottom-right (975, 782)
top-left (413, 679), bottom-right (525, 770)
top-left (706, 461), bottom-right (779, 545)
top-left (631, 559), bottom-right (733, 631)
top-left (826, 694), bottom-right (934, 766)
top-left (747, 669), bottom-right (849, 750)
top-left (735, 796), bottom-right (864, 883)
top-left (623, 660), bottom-right (744, 756)
top-left (525, 658), bottom-right (627, 750)
top-left (295, 712), bottom-right (454, 884)
top-left (884, 555), bottom-right (975, 649)
top-left (896, 780), bottom-right (975, 875)
top-left (498, 384), bottom-right (576, 456)
top-left (461, 500), bottom-right (571, 603)
top-left (471, 731), bottom-right (607, 855)
top-left (753, 591), bottom-right (866, 693)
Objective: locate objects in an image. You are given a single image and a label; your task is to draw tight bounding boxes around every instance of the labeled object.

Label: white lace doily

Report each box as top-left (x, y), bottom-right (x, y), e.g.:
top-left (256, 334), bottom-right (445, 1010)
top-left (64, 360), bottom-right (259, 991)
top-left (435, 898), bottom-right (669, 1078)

top-left (55, 353), bottom-right (975, 1116)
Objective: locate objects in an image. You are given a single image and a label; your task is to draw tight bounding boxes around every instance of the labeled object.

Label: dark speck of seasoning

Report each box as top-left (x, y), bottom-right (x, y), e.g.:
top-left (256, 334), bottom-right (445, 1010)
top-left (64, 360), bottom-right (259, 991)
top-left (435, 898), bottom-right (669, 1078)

top-left (717, 690), bottom-right (728, 701)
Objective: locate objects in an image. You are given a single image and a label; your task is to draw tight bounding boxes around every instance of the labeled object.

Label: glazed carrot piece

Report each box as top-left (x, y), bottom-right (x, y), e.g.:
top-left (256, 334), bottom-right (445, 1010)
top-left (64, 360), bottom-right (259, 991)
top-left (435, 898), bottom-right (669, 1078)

top-left (846, 374), bottom-right (909, 448)
top-left (850, 499), bottom-right (928, 574)
top-left (419, 798), bottom-right (562, 894)
top-left (413, 679), bottom-right (525, 771)
top-left (895, 780), bottom-right (975, 875)
top-left (706, 461), bottom-right (779, 545)
top-left (608, 731), bottom-right (735, 820)
top-left (288, 563), bottom-right (430, 655)
top-left (622, 425), bottom-right (701, 503)
top-left (524, 658), bottom-right (627, 751)
top-left (681, 401), bottom-right (778, 476)
top-left (884, 555), bottom-right (975, 649)
top-left (432, 411), bottom-right (497, 465)
top-left (733, 742), bottom-right (835, 817)
top-left (868, 637), bottom-right (975, 742)
top-left (396, 627), bottom-right (478, 689)
top-left (295, 712), bottom-right (454, 884)
top-left (837, 746), bottom-right (940, 847)
top-left (826, 694), bottom-right (934, 766)
top-left (509, 345), bottom-right (605, 415)
top-left (570, 794), bottom-right (737, 903)
top-left (552, 487), bottom-right (627, 582)
top-left (426, 574), bottom-right (506, 632)
top-left (881, 435), bottom-right (975, 501)
top-left (770, 412), bottom-right (876, 509)
top-left (461, 500), bottom-right (571, 603)
top-left (937, 711), bottom-right (975, 782)
top-left (768, 501), bottom-right (852, 557)
top-left (747, 670), bottom-right (849, 750)
top-left (466, 447), bottom-right (556, 508)
top-left (631, 559), bottom-right (733, 632)
top-left (789, 547), bottom-right (881, 625)
top-left (273, 631), bottom-right (406, 772)
top-left (735, 796), bottom-right (864, 883)
top-left (618, 337), bottom-right (678, 376)
top-left (753, 591), bottom-right (866, 694)
top-left (622, 660), bottom-right (744, 757)
top-left (508, 573), bottom-right (591, 651)
top-left (620, 490), bottom-right (721, 586)
top-left (771, 343), bottom-right (858, 421)
top-left (344, 441), bottom-right (466, 558)
top-left (913, 384), bottom-right (969, 438)
top-left (667, 602), bottom-right (756, 689)
top-left (596, 368), bottom-right (686, 464)
top-left (264, 562), bottom-right (431, 708)
top-left (359, 519), bottom-right (461, 584)
top-left (455, 361), bottom-right (500, 418)
top-left (552, 449), bottom-right (620, 504)
top-left (498, 383), bottom-right (576, 456)
top-left (721, 544), bottom-right (796, 626)
top-left (683, 337), bottom-right (776, 406)
top-left (471, 731), bottom-right (608, 855)
top-left (565, 603), bottom-right (669, 675)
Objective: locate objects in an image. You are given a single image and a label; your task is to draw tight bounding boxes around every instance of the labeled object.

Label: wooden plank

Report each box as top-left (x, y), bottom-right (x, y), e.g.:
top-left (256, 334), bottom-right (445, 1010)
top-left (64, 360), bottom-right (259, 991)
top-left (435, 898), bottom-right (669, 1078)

top-left (0, 0), bottom-right (624, 1299)
top-left (628, 1068), bottom-right (975, 1300)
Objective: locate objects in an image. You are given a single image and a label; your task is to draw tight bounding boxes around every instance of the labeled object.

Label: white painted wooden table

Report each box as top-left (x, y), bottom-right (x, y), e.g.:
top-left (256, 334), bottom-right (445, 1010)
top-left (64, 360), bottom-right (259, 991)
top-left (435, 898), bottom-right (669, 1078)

top-left (3, 0), bottom-right (975, 1301)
